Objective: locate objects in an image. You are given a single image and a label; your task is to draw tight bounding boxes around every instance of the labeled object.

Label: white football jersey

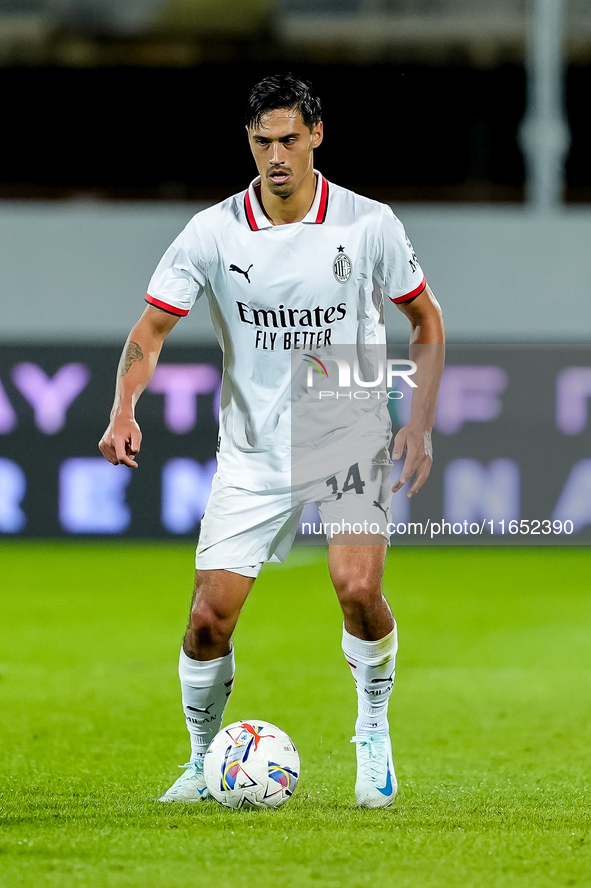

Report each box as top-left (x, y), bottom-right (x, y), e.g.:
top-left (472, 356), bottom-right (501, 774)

top-left (146, 172), bottom-right (426, 490)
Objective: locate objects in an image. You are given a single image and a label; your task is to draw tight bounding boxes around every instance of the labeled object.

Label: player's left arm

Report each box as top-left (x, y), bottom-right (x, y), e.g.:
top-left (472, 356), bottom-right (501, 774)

top-left (392, 283), bottom-right (445, 497)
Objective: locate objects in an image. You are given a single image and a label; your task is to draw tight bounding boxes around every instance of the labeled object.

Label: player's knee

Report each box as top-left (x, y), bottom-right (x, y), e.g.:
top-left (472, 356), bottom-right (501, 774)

top-left (188, 600), bottom-right (234, 647)
top-left (333, 571), bottom-right (381, 612)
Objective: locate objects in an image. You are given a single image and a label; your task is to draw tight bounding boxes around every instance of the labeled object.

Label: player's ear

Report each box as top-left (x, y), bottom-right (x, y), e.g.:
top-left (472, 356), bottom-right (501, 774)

top-left (312, 121), bottom-right (324, 149)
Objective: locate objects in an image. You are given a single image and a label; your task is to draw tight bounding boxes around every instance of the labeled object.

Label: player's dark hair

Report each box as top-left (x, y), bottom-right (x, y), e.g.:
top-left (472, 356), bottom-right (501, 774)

top-left (246, 74), bottom-right (322, 131)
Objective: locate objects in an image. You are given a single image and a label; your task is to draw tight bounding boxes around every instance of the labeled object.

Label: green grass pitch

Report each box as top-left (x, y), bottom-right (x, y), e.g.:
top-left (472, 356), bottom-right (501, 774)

top-left (1, 542), bottom-right (590, 888)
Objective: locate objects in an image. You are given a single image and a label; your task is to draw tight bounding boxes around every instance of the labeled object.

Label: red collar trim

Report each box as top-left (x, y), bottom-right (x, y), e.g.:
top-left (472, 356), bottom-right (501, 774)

top-left (244, 187), bottom-right (258, 231)
top-left (315, 174), bottom-right (329, 223)
top-left (244, 173), bottom-right (329, 231)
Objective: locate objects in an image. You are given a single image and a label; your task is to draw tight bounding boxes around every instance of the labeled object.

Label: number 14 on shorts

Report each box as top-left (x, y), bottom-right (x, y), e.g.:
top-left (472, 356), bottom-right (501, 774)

top-left (326, 463), bottom-right (366, 500)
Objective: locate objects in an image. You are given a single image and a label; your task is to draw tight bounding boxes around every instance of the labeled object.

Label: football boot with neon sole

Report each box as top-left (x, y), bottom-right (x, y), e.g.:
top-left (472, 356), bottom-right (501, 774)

top-left (351, 734), bottom-right (398, 808)
top-left (156, 759), bottom-right (210, 802)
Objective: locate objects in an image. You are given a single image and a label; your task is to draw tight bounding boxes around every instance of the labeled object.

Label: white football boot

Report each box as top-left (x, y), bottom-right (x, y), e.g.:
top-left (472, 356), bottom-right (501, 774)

top-left (156, 760), bottom-right (210, 802)
top-left (351, 734), bottom-right (398, 808)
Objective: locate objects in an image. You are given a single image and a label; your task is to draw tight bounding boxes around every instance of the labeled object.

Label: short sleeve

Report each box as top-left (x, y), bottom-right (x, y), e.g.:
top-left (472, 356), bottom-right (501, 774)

top-left (145, 216), bottom-right (208, 317)
top-left (373, 205), bottom-right (426, 305)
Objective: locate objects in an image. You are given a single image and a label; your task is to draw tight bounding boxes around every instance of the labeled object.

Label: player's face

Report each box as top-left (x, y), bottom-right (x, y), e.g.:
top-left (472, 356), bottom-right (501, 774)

top-left (247, 109), bottom-right (323, 198)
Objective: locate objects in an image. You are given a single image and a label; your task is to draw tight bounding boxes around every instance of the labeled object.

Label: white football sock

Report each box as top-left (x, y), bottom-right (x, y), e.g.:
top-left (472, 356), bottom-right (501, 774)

top-left (342, 624), bottom-right (398, 736)
top-left (178, 645), bottom-right (235, 762)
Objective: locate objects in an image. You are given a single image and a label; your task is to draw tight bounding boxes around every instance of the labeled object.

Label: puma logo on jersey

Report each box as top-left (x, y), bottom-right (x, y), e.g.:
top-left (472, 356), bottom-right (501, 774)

top-left (229, 263), bottom-right (253, 283)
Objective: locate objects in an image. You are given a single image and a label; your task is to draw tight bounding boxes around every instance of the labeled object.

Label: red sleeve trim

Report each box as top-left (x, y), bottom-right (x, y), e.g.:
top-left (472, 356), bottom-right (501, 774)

top-left (145, 294), bottom-right (189, 317)
top-left (389, 277), bottom-right (427, 305)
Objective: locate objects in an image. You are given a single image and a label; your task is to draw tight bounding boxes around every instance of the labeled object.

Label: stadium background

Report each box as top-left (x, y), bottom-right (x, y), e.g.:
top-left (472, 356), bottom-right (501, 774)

top-left (1, 4), bottom-right (591, 887)
top-left (1, 0), bottom-right (590, 543)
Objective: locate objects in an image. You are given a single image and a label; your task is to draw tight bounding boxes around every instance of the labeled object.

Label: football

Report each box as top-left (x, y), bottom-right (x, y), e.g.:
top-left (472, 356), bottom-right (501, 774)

top-left (203, 720), bottom-right (300, 809)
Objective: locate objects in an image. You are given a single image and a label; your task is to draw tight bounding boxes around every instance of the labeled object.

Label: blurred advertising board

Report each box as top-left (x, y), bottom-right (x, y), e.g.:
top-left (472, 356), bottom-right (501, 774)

top-left (0, 344), bottom-right (589, 543)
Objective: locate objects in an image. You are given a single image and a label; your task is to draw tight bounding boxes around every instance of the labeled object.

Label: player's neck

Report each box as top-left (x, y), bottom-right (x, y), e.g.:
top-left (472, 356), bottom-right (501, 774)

top-left (258, 170), bottom-right (317, 226)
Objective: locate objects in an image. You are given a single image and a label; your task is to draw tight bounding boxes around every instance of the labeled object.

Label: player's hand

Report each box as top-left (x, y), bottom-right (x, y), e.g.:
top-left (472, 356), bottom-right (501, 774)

top-left (98, 415), bottom-right (142, 468)
top-left (391, 424), bottom-right (433, 498)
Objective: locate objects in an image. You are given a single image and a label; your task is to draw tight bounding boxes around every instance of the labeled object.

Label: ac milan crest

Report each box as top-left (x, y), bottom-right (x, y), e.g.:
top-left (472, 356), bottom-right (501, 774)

top-left (333, 246), bottom-right (352, 283)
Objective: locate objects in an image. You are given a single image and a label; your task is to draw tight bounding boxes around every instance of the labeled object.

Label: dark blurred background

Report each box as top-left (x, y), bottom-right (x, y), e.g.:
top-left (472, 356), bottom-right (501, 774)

top-left (1, 0), bottom-right (590, 203)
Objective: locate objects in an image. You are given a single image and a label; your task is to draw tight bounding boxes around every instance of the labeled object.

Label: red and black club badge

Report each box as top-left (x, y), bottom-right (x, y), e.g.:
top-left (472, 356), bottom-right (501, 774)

top-left (333, 245), bottom-right (352, 283)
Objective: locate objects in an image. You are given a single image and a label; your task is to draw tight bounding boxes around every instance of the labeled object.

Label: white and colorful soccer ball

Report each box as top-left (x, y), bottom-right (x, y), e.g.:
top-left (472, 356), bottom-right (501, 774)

top-left (203, 720), bottom-right (300, 809)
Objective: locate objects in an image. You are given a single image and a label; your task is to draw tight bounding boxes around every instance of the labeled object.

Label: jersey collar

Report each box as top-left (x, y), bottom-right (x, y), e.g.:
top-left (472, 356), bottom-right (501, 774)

top-left (244, 170), bottom-right (329, 231)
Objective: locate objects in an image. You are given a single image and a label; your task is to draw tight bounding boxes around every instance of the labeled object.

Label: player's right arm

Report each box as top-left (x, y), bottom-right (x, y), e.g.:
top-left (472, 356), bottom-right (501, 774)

top-left (99, 305), bottom-right (179, 468)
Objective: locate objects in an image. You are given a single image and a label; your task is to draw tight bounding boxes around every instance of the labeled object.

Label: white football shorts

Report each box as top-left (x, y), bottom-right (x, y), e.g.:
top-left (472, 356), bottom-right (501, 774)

top-left (195, 456), bottom-right (393, 578)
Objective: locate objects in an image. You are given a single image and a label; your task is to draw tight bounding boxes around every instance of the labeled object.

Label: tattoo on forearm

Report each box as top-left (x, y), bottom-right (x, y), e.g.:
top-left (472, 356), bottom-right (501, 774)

top-left (118, 341), bottom-right (144, 376)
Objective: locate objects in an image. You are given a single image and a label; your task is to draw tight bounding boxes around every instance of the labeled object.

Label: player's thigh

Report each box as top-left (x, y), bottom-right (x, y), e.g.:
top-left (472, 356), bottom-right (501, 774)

top-left (316, 458), bottom-right (390, 601)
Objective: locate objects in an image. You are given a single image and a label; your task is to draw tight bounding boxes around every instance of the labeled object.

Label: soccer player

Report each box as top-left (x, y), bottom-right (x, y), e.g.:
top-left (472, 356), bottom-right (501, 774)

top-left (99, 74), bottom-right (445, 808)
